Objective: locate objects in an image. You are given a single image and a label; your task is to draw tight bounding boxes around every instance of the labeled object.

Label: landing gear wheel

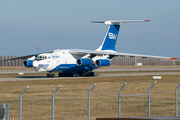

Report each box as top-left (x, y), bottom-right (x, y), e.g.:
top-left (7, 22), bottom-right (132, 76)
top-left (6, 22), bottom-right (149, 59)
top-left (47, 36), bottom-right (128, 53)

top-left (64, 72), bottom-right (73, 77)
top-left (64, 72), bottom-right (69, 77)
top-left (58, 72), bottom-right (74, 77)
top-left (47, 74), bottom-right (50, 78)
top-left (89, 72), bottom-right (94, 76)
top-left (83, 73), bottom-right (88, 77)
top-left (51, 74), bottom-right (55, 78)
top-left (82, 72), bottom-right (94, 77)
top-left (47, 73), bottom-right (55, 78)
top-left (68, 73), bottom-right (73, 77)
top-left (58, 72), bottom-right (63, 77)
top-left (79, 73), bottom-right (83, 77)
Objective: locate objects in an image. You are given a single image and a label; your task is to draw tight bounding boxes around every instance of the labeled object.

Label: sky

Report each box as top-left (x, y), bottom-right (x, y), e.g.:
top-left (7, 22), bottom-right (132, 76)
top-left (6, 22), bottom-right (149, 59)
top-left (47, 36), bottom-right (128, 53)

top-left (0, 0), bottom-right (180, 57)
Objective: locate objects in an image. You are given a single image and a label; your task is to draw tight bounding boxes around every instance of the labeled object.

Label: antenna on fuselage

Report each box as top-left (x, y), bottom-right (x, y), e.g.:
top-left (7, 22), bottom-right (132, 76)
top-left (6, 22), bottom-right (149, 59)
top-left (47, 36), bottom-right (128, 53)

top-left (37, 40), bottom-right (39, 53)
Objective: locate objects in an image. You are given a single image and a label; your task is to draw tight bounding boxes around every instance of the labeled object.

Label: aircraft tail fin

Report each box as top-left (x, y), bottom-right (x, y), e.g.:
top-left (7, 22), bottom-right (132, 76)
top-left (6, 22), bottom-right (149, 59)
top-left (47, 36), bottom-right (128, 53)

top-left (93, 20), bottom-right (150, 52)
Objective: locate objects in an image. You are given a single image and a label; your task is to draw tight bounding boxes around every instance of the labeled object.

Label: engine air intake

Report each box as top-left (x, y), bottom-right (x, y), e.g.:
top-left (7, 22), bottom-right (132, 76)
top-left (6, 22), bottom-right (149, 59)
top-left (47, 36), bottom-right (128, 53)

top-left (23, 60), bottom-right (33, 67)
top-left (77, 58), bottom-right (92, 66)
top-left (95, 59), bottom-right (110, 67)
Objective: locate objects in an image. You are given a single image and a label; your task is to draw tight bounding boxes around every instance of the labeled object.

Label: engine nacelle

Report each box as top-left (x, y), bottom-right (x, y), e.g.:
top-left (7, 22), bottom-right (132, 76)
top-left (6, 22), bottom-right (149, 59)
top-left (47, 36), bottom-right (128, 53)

top-left (95, 59), bottom-right (110, 67)
top-left (23, 60), bottom-right (33, 67)
top-left (77, 58), bottom-right (92, 66)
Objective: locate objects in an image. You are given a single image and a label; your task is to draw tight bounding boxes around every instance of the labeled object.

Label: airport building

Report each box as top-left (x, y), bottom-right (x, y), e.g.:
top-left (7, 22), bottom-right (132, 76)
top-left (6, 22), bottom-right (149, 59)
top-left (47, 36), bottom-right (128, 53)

top-left (0, 56), bottom-right (23, 66)
top-left (111, 57), bottom-right (179, 66)
top-left (0, 56), bottom-right (179, 66)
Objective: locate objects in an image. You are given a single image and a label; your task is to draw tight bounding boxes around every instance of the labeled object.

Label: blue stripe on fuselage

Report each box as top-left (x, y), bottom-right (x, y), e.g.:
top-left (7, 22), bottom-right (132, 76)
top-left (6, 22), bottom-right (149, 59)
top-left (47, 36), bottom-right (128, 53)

top-left (49, 64), bottom-right (98, 74)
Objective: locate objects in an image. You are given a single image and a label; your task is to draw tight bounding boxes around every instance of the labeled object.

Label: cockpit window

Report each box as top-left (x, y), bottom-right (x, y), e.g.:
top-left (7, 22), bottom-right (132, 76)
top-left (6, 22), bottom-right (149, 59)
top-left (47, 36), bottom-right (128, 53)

top-left (35, 55), bottom-right (48, 60)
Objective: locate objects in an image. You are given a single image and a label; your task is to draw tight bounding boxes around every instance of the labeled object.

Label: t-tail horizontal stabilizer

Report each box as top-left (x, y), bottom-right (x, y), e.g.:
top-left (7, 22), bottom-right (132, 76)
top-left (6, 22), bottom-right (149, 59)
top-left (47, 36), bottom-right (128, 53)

top-left (92, 20), bottom-right (150, 25)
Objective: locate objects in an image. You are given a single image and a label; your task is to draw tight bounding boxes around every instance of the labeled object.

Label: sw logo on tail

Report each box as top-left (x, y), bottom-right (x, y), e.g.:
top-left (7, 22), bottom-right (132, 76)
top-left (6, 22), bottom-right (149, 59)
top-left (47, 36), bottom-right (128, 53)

top-left (109, 33), bottom-right (117, 39)
top-left (4, 20), bottom-right (176, 77)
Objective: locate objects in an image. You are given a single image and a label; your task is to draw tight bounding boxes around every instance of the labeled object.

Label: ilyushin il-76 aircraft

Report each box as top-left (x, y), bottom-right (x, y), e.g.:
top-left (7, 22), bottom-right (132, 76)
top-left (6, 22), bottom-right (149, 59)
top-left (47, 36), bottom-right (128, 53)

top-left (4, 20), bottom-right (177, 77)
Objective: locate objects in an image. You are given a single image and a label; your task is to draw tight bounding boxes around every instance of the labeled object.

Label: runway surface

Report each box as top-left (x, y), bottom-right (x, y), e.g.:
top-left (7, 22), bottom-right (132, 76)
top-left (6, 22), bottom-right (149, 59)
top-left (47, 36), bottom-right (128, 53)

top-left (0, 72), bottom-right (180, 82)
top-left (0, 67), bottom-right (180, 74)
top-left (0, 66), bottom-right (180, 82)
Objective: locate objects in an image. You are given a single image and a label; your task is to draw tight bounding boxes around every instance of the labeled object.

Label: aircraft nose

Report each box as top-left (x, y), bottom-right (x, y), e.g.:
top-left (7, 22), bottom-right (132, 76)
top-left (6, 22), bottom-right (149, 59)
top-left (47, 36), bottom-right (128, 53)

top-left (33, 60), bottom-right (38, 67)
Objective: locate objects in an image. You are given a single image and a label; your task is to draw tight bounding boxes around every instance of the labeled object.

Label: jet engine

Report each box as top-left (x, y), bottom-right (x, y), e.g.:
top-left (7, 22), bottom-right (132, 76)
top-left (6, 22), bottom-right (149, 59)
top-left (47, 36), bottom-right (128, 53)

top-left (95, 59), bottom-right (110, 67)
top-left (77, 58), bottom-right (92, 66)
top-left (23, 60), bottom-right (33, 67)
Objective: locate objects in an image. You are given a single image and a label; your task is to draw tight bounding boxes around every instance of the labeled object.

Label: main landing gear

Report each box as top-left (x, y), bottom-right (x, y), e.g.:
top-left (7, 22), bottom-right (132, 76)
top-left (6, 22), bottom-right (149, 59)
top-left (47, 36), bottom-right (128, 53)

top-left (57, 71), bottom-right (95, 77)
top-left (58, 72), bottom-right (74, 77)
top-left (79, 72), bottom-right (94, 77)
top-left (47, 71), bottom-right (95, 78)
top-left (47, 73), bottom-right (55, 78)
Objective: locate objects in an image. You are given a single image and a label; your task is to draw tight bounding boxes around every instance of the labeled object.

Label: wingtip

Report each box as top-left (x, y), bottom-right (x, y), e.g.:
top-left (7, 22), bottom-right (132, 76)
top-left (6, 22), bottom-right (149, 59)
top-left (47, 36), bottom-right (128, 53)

top-left (91, 21), bottom-right (105, 23)
top-left (170, 57), bottom-right (177, 60)
top-left (144, 20), bottom-right (151, 22)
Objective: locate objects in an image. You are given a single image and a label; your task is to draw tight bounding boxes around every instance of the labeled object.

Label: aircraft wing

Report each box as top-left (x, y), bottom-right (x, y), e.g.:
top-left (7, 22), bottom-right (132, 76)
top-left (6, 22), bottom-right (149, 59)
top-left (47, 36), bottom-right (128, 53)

top-left (3, 51), bottom-right (53, 61)
top-left (69, 49), bottom-right (176, 59)
top-left (3, 54), bottom-right (38, 61)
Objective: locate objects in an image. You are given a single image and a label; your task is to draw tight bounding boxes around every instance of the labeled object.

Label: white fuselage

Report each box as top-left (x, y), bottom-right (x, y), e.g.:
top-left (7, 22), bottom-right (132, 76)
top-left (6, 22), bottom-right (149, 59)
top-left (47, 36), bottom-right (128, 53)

top-left (31, 49), bottom-right (109, 74)
top-left (33, 49), bottom-right (77, 72)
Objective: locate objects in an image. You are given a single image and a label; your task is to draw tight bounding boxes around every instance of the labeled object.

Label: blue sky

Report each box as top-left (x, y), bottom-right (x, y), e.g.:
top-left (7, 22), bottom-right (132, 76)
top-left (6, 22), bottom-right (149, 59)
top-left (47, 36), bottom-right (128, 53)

top-left (0, 0), bottom-right (180, 57)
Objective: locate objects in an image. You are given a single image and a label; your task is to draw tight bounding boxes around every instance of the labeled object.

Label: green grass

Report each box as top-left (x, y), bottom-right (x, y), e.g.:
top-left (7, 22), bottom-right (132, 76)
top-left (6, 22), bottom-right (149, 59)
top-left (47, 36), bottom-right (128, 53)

top-left (0, 75), bottom-right (180, 119)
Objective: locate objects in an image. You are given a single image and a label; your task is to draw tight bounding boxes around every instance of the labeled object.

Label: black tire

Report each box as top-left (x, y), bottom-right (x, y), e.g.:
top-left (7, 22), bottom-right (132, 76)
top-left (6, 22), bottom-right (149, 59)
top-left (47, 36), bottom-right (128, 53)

top-left (83, 73), bottom-right (88, 77)
top-left (51, 74), bottom-right (55, 78)
top-left (47, 74), bottom-right (50, 78)
top-left (62, 72), bottom-right (73, 77)
top-left (58, 72), bottom-right (63, 77)
top-left (64, 72), bottom-right (69, 77)
top-left (90, 72), bottom-right (94, 76)
top-left (79, 73), bottom-right (83, 77)
top-left (68, 73), bottom-right (74, 77)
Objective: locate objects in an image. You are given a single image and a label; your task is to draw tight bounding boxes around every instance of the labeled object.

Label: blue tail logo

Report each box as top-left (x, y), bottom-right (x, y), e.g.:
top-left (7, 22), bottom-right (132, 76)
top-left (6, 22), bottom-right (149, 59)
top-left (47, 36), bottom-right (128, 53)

top-left (97, 25), bottom-right (120, 51)
top-left (108, 32), bottom-right (117, 39)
